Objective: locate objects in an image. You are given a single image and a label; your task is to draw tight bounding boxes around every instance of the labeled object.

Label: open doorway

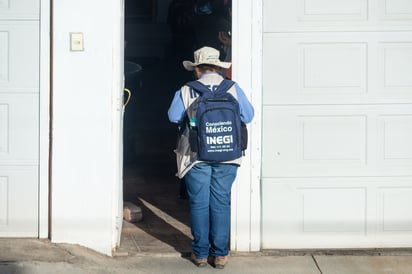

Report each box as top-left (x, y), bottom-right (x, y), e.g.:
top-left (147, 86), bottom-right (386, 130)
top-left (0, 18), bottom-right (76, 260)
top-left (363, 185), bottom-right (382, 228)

top-left (121, 0), bottom-right (233, 255)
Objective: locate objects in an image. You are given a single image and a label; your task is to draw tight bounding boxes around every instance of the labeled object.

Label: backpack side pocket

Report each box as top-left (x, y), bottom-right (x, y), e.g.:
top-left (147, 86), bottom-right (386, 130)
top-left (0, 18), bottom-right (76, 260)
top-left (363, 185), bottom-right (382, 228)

top-left (189, 128), bottom-right (198, 152)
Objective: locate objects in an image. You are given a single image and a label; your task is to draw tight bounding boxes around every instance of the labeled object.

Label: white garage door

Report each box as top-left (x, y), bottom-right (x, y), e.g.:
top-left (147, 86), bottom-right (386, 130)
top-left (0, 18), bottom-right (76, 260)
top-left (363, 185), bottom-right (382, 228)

top-left (0, 0), bottom-right (40, 236)
top-left (261, 0), bottom-right (412, 248)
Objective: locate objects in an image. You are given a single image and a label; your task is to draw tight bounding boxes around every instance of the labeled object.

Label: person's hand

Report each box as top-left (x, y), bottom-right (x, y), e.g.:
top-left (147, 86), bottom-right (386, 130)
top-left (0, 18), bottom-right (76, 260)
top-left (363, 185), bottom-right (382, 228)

top-left (218, 31), bottom-right (232, 47)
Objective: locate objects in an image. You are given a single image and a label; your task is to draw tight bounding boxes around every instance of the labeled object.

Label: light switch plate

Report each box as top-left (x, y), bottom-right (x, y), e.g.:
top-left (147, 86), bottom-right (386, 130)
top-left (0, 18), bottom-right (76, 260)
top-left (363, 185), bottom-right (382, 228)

top-left (70, 32), bottom-right (84, 51)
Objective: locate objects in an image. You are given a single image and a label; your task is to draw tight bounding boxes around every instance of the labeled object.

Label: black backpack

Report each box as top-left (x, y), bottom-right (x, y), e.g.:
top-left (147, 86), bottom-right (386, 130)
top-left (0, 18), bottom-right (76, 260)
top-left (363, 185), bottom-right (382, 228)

top-left (185, 79), bottom-right (247, 162)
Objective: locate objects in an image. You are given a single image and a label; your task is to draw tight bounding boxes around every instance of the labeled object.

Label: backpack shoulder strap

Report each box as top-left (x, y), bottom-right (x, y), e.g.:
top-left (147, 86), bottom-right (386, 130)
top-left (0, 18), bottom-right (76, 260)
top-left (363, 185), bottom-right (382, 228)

top-left (186, 79), bottom-right (236, 95)
top-left (215, 79), bottom-right (235, 94)
top-left (185, 80), bottom-right (210, 95)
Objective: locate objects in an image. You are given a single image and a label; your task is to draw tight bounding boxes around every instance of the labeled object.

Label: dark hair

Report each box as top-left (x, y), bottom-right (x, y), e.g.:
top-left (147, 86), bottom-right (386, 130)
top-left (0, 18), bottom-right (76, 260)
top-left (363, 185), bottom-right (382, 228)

top-left (196, 64), bottom-right (221, 72)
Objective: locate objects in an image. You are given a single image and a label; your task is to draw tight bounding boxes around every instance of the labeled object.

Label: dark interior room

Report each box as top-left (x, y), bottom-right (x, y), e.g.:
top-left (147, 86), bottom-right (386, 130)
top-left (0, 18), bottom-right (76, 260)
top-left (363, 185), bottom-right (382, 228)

top-left (120, 0), bottom-right (232, 255)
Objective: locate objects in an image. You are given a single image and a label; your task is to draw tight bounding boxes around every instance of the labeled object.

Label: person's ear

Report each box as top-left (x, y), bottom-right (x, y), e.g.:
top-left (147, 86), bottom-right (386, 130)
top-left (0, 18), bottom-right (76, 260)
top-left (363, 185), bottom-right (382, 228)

top-left (194, 67), bottom-right (201, 78)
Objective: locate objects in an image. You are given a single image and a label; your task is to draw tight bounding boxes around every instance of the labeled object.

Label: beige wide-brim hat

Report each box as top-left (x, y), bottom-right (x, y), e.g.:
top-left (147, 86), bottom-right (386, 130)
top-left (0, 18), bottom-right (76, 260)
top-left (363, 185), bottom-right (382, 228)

top-left (183, 46), bottom-right (231, 71)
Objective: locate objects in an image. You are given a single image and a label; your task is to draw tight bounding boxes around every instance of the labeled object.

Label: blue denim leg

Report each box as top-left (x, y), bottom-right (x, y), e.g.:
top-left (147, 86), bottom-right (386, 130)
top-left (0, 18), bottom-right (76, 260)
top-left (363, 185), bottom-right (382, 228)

top-left (209, 164), bottom-right (238, 257)
top-left (185, 163), bottom-right (238, 258)
top-left (185, 163), bottom-right (212, 258)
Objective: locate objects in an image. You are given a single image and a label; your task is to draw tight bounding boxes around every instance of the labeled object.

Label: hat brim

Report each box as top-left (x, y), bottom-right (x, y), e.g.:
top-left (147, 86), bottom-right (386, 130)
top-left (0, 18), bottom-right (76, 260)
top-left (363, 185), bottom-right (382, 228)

top-left (182, 60), bottom-right (231, 71)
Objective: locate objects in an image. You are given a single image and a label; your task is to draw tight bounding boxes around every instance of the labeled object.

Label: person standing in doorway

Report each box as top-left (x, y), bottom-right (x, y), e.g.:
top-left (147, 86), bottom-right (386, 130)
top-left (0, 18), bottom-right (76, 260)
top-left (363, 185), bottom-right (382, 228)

top-left (167, 46), bottom-right (254, 269)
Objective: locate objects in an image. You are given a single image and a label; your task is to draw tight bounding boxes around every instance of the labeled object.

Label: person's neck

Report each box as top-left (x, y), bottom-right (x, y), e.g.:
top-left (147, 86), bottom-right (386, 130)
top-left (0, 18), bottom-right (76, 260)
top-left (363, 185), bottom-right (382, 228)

top-left (199, 71), bottom-right (217, 78)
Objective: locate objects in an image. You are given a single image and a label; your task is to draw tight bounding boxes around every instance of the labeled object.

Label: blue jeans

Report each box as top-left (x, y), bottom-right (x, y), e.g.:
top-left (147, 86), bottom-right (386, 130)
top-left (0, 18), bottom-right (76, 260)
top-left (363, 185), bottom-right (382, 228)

top-left (184, 163), bottom-right (238, 258)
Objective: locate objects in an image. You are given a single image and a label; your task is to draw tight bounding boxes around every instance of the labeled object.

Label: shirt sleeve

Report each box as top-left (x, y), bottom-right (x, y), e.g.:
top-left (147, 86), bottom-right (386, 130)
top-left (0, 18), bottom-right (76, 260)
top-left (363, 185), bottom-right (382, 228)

top-left (167, 90), bottom-right (186, 124)
top-left (234, 83), bottom-right (255, 124)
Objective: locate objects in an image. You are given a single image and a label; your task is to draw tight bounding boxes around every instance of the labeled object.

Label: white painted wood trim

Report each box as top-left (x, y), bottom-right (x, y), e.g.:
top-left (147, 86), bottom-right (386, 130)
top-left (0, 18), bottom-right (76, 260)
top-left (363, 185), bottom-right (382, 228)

top-left (111, 0), bottom-right (125, 252)
top-left (231, 0), bottom-right (263, 252)
top-left (249, 0), bottom-right (263, 252)
top-left (39, 0), bottom-right (50, 239)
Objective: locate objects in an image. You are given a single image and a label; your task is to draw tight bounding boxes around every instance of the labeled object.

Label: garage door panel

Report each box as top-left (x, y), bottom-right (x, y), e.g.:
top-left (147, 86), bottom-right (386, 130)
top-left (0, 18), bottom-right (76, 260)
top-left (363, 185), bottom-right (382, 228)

top-left (378, 115), bottom-right (412, 161)
top-left (382, 0), bottom-right (412, 20)
top-left (263, 32), bottom-right (412, 105)
top-left (262, 183), bottom-right (368, 235)
top-left (0, 0), bottom-right (39, 237)
top-left (0, 103), bottom-right (7, 155)
top-left (0, 167), bottom-right (38, 236)
top-left (0, 94), bottom-right (38, 164)
top-left (302, 187), bottom-right (366, 233)
top-left (262, 178), bottom-right (412, 248)
top-left (300, 42), bottom-right (367, 94)
top-left (0, 22), bottom-right (39, 93)
top-left (262, 106), bottom-right (368, 177)
top-left (0, 31), bottom-right (7, 83)
top-left (262, 179), bottom-right (368, 249)
top-left (297, 0), bottom-right (368, 21)
top-left (0, 176), bottom-right (7, 226)
top-left (264, 0), bottom-right (412, 32)
top-left (262, 105), bottom-right (412, 177)
top-left (379, 42), bottom-right (412, 92)
top-left (0, 0), bottom-right (39, 20)
top-left (380, 187), bottom-right (412, 232)
top-left (298, 115), bottom-right (366, 161)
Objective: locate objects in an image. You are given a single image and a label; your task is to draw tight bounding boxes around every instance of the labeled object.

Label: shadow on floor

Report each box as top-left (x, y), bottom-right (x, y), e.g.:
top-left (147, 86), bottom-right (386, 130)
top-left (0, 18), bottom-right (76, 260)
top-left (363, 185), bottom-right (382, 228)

top-left (120, 57), bottom-right (194, 256)
top-left (122, 166), bottom-right (192, 255)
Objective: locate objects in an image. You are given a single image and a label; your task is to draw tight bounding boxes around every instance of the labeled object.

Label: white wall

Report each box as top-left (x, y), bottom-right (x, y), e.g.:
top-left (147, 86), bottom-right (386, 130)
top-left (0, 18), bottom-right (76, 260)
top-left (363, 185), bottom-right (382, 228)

top-left (52, 0), bottom-right (123, 255)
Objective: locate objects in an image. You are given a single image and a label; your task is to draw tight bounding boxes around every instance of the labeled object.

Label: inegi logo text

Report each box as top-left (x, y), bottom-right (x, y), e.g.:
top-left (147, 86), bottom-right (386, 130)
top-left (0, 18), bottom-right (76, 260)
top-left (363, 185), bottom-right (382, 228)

top-left (206, 135), bottom-right (233, 145)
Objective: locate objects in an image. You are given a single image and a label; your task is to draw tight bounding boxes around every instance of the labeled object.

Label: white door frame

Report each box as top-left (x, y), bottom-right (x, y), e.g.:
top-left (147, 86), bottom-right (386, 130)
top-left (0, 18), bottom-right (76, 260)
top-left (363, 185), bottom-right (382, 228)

top-left (111, 0), bottom-right (125, 250)
top-left (230, 0), bottom-right (263, 252)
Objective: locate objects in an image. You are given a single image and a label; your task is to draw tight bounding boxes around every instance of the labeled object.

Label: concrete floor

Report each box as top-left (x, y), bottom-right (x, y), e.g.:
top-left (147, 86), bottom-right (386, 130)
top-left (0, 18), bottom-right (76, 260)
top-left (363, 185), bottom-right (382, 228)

top-left (118, 167), bottom-right (192, 256)
top-left (2, 239), bottom-right (412, 274)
